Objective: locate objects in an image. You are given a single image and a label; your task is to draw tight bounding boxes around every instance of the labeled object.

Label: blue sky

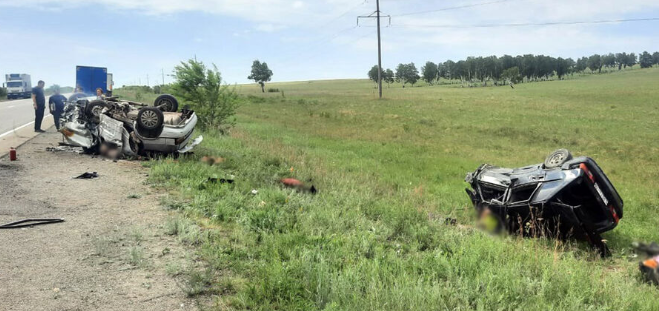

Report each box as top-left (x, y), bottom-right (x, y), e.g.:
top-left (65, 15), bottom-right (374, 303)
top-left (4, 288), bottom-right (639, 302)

top-left (1, 0), bottom-right (658, 88)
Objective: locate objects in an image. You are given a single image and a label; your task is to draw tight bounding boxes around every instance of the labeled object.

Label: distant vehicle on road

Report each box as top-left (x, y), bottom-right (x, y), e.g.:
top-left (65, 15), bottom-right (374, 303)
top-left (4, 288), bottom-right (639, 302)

top-left (4, 73), bottom-right (32, 99)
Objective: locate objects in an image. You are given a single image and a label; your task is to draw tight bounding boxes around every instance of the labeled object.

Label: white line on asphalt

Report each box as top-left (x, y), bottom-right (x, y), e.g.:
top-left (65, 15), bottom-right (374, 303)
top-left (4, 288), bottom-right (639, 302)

top-left (0, 113), bottom-right (52, 139)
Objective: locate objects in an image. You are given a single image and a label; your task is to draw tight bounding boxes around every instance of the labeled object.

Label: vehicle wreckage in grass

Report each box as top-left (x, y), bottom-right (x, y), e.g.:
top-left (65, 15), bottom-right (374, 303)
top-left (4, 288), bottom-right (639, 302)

top-left (465, 149), bottom-right (623, 256)
top-left (59, 93), bottom-right (202, 157)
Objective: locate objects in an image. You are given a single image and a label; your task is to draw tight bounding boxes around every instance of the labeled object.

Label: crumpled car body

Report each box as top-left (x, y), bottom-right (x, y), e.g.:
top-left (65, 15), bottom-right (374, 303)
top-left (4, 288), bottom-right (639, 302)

top-left (59, 95), bottom-right (202, 157)
top-left (465, 153), bottom-right (623, 256)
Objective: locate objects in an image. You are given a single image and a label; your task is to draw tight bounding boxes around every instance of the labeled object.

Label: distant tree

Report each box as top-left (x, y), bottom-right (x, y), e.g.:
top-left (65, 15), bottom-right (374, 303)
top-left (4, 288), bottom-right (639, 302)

top-left (602, 53), bottom-right (616, 70)
top-left (555, 57), bottom-right (570, 79)
top-left (173, 58), bottom-right (239, 132)
top-left (639, 51), bottom-right (654, 68)
top-left (575, 57), bottom-right (587, 73)
top-left (615, 52), bottom-right (627, 70)
top-left (247, 60), bottom-right (273, 93)
top-left (588, 54), bottom-right (602, 73)
top-left (45, 84), bottom-right (61, 95)
top-left (625, 53), bottom-right (637, 68)
top-left (653, 52), bottom-right (659, 67)
top-left (442, 59), bottom-right (455, 80)
top-left (395, 63), bottom-right (420, 87)
top-left (0, 86), bottom-right (6, 98)
top-left (421, 61), bottom-right (439, 85)
top-left (368, 65), bottom-right (380, 86)
top-left (565, 58), bottom-right (576, 76)
top-left (501, 66), bottom-right (521, 83)
top-left (383, 69), bottom-right (395, 87)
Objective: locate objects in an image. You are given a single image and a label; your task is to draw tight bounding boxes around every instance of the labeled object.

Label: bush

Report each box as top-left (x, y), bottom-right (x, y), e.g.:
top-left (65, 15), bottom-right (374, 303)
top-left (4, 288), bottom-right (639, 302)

top-left (267, 88), bottom-right (280, 93)
top-left (0, 87), bottom-right (6, 99)
top-left (172, 59), bottom-right (239, 132)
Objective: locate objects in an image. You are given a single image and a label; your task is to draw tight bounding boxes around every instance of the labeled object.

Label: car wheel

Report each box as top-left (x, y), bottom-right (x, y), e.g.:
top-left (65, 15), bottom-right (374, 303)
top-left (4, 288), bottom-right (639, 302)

top-left (137, 107), bottom-right (164, 130)
top-left (544, 149), bottom-right (573, 168)
top-left (154, 94), bottom-right (179, 112)
top-left (86, 100), bottom-right (108, 122)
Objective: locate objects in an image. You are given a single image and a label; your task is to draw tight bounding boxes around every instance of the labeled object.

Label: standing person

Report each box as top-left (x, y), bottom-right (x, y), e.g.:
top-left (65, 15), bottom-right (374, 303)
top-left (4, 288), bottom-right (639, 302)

top-left (48, 87), bottom-right (66, 131)
top-left (32, 80), bottom-right (46, 132)
top-left (96, 87), bottom-right (104, 100)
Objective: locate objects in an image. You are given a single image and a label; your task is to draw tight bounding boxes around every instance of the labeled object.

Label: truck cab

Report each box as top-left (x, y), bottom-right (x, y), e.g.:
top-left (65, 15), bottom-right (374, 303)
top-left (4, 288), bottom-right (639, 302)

top-left (5, 74), bottom-right (32, 99)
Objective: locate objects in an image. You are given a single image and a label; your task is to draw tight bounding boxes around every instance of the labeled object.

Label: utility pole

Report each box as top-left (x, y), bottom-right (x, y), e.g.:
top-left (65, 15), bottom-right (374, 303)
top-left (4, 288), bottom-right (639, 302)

top-left (147, 74), bottom-right (149, 87)
top-left (161, 69), bottom-right (165, 85)
top-left (358, 1), bottom-right (390, 99)
top-left (376, 0), bottom-right (382, 98)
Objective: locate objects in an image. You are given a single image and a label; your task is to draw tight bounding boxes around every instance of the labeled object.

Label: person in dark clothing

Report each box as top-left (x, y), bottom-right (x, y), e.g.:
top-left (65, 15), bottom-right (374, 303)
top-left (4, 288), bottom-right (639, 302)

top-left (49, 87), bottom-right (66, 131)
top-left (32, 80), bottom-right (46, 132)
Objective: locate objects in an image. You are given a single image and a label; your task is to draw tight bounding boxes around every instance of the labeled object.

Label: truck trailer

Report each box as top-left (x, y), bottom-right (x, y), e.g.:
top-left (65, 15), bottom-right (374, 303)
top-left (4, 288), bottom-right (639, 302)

top-left (75, 66), bottom-right (108, 95)
top-left (5, 74), bottom-right (32, 99)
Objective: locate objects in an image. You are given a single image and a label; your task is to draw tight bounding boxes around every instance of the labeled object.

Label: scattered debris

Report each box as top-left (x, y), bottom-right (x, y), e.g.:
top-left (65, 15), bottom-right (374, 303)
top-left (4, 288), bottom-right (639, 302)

top-left (0, 218), bottom-right (65, 229)
top-left (465, 149), bottom-right (623, 257)
top-left (46, 146), bottom-right (82, 153)
top-left (200, 156), bottom-right (225, 166)
top-left (444, 218), bottom-right (457, 226)
top-left (251, 189), bottom-right (258, 195)
top-left (75, 172), bottom-right (99, 179)
top-left (634, 242), bottom-right (659, 285)
top-left (280, 178), bottom-right (318, 194)
top-left (199, 177), bottom-right (234, 189)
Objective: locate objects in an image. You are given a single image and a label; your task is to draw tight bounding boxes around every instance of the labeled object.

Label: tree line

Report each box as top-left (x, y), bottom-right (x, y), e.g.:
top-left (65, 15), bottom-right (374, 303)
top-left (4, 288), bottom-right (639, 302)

top-left (369, 51), bottom-right (659, 87)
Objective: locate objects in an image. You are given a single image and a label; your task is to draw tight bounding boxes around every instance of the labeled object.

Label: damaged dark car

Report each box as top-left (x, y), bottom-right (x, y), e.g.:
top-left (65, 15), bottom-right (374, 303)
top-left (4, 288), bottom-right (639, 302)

top-left (465, 149), bottom-right (623, 256)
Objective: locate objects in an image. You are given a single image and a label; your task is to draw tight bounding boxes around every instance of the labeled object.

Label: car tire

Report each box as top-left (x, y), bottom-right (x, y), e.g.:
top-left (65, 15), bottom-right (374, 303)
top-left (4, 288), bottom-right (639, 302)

top-left (86, 100), bottom-right (108, 122)
top-left (137, 107), bottom-right (164, 130)
top-left (154, 94), bottom-right (179, 112)
top-left (544, 149), bottom-right (573, 168)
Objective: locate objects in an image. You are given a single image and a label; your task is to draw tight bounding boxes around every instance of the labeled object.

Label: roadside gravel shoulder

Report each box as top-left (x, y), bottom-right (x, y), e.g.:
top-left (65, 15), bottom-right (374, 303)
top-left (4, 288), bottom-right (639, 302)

top-left (0, 130), bottom-right (199, 311)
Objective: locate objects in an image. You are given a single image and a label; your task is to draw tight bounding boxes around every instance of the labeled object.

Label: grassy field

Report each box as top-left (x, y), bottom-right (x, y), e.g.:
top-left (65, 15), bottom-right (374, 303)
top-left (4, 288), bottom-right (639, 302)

top-left (120, 68), bottom-right (659, 310)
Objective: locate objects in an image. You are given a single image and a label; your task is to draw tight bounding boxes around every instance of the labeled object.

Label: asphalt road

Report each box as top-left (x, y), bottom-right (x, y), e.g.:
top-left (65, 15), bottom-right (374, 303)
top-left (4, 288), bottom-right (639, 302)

top-left (0, 94), bottom-right (71, 137)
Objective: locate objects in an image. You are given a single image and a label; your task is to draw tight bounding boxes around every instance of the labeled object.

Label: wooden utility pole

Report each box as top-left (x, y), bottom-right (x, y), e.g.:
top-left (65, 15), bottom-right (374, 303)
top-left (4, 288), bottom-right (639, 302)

top-left (358, 3), bottom-right (389, 99)
top-left (161, 69), bottom-right (165, 85)
top-left (376, 0), bottom-right (382, 98)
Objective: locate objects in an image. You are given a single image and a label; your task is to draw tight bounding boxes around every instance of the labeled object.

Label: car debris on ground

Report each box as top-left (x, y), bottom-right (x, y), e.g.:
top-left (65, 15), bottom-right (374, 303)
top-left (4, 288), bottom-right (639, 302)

top-left (465, 149), bottom-right (623, 257)
top-left (58, 93), bottom-right (203, 159)
top-left (634, 242), bottom-right (659, 285)
top-left (75, 172), bottom-right (99, 179)
top-left (0, 218), bottom-right (65, 229)
top-left (280, 178), bottom-right (318, 194)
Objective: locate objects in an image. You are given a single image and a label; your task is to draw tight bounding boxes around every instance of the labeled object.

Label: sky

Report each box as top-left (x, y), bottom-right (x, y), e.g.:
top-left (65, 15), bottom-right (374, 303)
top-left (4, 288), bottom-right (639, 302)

top-left (0, 0), bottom-right (658, 88)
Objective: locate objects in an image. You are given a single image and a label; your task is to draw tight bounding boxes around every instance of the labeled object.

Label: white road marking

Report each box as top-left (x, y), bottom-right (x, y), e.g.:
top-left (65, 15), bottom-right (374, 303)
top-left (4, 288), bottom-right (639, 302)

top-left (0, 113), bottom-right (52, 139)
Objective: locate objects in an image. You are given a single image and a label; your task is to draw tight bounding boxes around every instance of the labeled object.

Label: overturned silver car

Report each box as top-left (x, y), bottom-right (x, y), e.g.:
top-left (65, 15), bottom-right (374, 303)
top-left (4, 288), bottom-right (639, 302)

top-left (59, 94), bottom-right (202, 157)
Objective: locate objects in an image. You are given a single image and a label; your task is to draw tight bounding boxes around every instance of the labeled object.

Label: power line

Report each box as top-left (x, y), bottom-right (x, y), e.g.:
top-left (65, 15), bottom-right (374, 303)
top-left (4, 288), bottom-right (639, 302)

top-left (394, 0), bottom-right (521, 17)
top-left (391, 17), bottom-right (659, 29)
top-left (317, 0), bottom-right (369, 29)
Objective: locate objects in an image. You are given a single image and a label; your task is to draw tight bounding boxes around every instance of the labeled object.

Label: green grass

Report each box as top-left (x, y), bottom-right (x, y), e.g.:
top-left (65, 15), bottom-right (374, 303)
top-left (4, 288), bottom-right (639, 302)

top-left (139, 68), bottom-right (658, 310)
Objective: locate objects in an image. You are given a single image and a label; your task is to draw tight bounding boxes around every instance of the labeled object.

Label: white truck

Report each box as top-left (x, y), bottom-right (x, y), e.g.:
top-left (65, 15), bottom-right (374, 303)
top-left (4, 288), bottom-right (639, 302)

top-left (5, 74), bottom-right (32, 100)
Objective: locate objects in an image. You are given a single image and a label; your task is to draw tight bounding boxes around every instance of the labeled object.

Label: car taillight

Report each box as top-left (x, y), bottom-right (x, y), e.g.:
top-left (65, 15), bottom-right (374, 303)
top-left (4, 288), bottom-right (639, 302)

top-left (610, 205), bottom-right (619, 224)
top-left (579, 163), bottom-right (595, 183)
